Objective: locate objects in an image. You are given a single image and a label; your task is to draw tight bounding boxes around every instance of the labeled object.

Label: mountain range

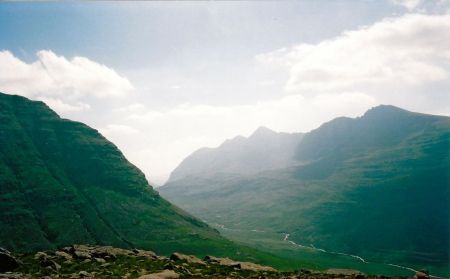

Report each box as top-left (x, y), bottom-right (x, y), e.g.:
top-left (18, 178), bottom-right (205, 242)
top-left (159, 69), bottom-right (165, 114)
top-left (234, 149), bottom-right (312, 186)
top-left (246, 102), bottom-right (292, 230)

top-left (160, 105), bottom-right (450, 276)
top-left (1, 91), bottom-right (448, 277)
top-left (169, 126), bottom-right (303, 182)
top-left (0, 92), bottom-right (282, 265)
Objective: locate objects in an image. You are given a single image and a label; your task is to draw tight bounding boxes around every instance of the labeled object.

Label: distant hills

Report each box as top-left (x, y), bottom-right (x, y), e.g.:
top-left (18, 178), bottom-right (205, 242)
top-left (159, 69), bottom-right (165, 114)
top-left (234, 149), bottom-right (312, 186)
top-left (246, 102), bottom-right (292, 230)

top-left (169, 126), bottom-right (303, 182)
top-left (0, 92), bottom-right (278, 262)
top-left (160, 105), bottom-right (450, 276)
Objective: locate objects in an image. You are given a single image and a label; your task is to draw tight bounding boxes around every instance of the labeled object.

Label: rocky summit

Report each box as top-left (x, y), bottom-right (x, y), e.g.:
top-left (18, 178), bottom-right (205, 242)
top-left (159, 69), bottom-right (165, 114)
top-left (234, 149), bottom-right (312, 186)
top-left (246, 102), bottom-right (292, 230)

top-left (0, 245), bottom-right (418, 279)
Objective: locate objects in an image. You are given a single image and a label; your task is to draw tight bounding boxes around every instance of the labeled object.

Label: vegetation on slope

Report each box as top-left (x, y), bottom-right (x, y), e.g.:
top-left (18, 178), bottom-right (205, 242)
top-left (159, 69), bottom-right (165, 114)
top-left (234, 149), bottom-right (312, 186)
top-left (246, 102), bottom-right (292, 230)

top-left (0, 92), bottom-right (284, 266)
top-left (160, 105), bottom-right (450, 277)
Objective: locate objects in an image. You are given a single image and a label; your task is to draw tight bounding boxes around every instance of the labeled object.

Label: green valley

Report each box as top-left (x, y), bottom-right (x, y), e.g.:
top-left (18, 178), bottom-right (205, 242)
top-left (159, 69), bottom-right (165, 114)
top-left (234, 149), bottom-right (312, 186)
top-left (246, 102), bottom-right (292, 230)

top-left (160, 105), bottom-right (450, 277)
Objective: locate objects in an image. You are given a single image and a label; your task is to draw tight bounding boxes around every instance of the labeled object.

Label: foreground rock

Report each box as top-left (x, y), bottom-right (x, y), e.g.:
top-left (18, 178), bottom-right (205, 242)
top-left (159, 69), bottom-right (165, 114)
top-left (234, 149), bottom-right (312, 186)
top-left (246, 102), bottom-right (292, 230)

top-left (414, 270), bottom-right (430, 279)
top-left (139, 269), bottom-right (180, 279)
top-left (0, 245), bottom-right (412, 278)
top-left (170, 252), bottom-right (205, 265)
top-left (0, 248), bottom-right (19, 273)
top-left (204, 255), bottom-right (276, 271)
top-left (325, 269), bottom-right (365, 276)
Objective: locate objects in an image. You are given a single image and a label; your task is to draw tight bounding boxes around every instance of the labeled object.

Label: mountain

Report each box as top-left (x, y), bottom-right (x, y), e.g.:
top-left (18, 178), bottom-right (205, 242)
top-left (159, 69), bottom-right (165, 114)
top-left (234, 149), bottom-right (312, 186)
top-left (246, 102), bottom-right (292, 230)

top-left (0, 92), bottom-right (278, 262)
top-left (159, 105), bottom-right (450, 277)
top-left (169, 126), bottom-right (303, 182)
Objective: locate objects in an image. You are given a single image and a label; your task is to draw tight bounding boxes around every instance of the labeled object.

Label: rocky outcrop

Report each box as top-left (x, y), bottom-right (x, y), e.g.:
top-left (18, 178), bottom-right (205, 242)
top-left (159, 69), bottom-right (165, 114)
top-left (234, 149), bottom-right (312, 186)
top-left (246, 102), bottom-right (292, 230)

top-left (0, 245), bottom-right (413, 278)
top-left (204, 255), bottom-right (276, 271)
top-left (170, 252), bottom-right (205, 265)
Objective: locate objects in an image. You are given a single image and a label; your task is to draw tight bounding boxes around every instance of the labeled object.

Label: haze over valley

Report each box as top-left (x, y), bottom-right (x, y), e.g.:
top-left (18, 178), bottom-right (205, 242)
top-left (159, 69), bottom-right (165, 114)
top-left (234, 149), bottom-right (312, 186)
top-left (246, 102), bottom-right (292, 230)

top-left (0, 1), bottom-right (449, 278)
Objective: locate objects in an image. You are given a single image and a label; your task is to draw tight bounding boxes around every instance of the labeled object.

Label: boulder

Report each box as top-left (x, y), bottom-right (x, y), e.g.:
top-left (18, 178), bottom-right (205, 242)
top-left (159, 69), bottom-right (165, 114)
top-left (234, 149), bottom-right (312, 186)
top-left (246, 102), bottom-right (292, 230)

top-left (170, 252), bottom-right (205, 265)
top-left (414, 270), bottom-right (430, 279)
top-left (325, 269), bottom-right (364, 276)
top-left (90, 245), bottom-right (132, 258)
top-left (138, 269), bottom-right (180, 279)
top-left (237, 261), bottom-right (276, 272)
top-left (65, 244), bottom-right (138, 260)
top-left (71, 245), bottom-right (92, 259)
top-left (204, 255), bottom-right (241, 268)
top-left (0, 273), bottom-right (23, 279)
top-left (55, 251), bottom-right (73, 261)
top-left (40, 258), bottom-right (61, 271)
top-left (204, 255), bottom-right (276, 272)
top-left (134, 249), bottom-right (157, 259)
top-left (0, 247), bottom-right (19, 273)
top-left (34, 251), bottom-right (48, 261)
top-left (94, 257), bottom-right (106, 263)
top-left (74, 250), bottom-right (92, 259)
top-left (78, 270), bottom-right (90, 277)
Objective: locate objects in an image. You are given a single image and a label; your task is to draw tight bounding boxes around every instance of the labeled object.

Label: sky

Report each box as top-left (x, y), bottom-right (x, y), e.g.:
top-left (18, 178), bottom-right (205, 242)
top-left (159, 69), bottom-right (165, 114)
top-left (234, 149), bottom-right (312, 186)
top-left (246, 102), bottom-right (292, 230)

top-left (1, 0), bottom-right (450, 185)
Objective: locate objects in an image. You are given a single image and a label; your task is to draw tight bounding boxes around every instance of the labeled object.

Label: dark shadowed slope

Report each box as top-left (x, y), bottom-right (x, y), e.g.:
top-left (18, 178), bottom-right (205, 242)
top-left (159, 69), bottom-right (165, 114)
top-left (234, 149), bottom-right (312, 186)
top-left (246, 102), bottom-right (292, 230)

top-left (0, 92), bottom-right (274, 261)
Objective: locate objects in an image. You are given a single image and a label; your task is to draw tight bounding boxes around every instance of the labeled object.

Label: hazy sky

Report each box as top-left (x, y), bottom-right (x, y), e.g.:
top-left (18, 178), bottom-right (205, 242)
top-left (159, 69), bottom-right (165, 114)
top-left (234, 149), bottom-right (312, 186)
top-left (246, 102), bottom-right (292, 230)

top-left (1, 1), bottom-right (450, 184)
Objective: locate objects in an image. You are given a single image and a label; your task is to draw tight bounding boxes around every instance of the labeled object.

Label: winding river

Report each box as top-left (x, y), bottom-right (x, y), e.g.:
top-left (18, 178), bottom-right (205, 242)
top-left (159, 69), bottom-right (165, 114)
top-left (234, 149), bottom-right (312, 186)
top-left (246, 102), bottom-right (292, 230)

top-left (281, 233), bottom-right (446, 279)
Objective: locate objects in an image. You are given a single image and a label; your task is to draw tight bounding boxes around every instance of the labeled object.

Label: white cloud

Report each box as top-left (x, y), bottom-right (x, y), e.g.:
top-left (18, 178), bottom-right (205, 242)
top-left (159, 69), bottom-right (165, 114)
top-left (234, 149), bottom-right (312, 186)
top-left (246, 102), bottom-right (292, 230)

top-left (113, 103), bottom-right (146, 114)
top-left (256, 13), bottom-right (450, 114)
top-left (101, 124), bottom-right (140, 136)
top-left (39, 97), bottom-right (91, 113)
top-left (0, 50), bottom-right (134, 113)
top-left (391, 0), bottom-right (422, 11)
top-left (390, 0), bottom-right (450, 12)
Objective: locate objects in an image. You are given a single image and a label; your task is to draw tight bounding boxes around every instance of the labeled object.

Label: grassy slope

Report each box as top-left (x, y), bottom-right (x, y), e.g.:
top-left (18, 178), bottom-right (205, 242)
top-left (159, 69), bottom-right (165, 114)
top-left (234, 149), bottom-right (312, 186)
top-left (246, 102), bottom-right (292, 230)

top-left (0, 93), bottom-right (296, 269)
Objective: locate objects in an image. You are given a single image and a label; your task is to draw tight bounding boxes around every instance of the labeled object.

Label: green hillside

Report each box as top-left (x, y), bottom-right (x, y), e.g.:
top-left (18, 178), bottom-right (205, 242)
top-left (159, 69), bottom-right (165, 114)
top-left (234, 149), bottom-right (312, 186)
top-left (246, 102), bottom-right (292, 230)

top-left (160, 105), bottom-right (450, 277)
top-left (0, 92), bottom-right (284, 265)
top-left (291, 105), bottom-right (450, 264)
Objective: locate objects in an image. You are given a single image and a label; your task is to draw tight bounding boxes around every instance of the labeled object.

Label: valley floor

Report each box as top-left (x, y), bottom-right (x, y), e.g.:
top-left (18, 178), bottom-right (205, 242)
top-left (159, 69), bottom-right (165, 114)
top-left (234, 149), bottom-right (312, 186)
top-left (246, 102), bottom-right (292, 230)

top-left (209, 224), bottom-right (448, 279)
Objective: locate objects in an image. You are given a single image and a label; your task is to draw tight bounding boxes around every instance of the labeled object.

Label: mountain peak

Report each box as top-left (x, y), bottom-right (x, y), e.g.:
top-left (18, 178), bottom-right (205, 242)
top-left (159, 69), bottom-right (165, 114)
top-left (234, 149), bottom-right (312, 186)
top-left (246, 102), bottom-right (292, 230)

top-left (250, 126), bottom-right (276, 138)
top-left (362, 105), bottom-right (410, 118)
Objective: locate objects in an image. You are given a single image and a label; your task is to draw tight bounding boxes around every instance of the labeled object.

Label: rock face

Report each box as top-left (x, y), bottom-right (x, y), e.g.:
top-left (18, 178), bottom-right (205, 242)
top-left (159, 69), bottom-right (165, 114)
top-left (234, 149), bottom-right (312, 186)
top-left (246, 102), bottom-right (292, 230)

top-left (0, 247), bottom-right (19, 272)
